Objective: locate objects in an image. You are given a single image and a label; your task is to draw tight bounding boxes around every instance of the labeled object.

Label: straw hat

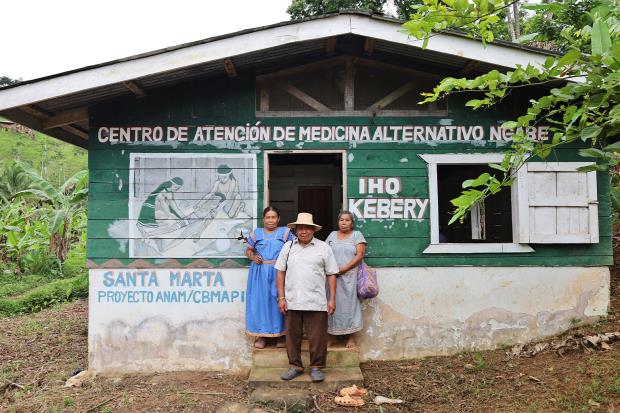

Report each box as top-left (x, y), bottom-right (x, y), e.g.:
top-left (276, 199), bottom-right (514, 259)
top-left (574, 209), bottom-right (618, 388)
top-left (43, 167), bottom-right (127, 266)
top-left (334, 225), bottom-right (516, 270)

top-left (287, 212), bottom-right (322, 230)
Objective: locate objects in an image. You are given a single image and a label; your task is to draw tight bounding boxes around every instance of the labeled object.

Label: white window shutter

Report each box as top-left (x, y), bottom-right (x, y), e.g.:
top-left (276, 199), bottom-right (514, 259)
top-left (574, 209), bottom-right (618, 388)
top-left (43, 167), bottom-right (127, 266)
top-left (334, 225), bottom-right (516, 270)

top-left (513, 162), bottom-right (599, 244)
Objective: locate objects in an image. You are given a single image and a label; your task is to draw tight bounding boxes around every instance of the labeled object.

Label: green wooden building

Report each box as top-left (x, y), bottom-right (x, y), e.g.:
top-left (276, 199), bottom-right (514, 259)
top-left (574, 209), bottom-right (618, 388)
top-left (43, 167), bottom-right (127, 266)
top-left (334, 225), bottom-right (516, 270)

top-left (0, 12), bottom-right (611, 373)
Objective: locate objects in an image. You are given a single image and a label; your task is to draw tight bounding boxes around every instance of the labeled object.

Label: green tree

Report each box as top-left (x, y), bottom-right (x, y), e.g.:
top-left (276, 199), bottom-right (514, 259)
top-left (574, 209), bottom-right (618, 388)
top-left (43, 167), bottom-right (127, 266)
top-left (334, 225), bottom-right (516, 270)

top-left (15, 162), bottom-right (88, 261)
top-left (523, 0), bottom-right (600, 52)
top-left (393, 0), bottom-right (418, 18)
top-left (0, 76), bottom-right (20, 87)
top-left (286, 0), bottom-right (521, 38)
top-left (287, 0), bottom-right (387, 19)
top-left (286, 0), bottom-right (425, 19)
top-left (403, 0), bottom-right (619, 222)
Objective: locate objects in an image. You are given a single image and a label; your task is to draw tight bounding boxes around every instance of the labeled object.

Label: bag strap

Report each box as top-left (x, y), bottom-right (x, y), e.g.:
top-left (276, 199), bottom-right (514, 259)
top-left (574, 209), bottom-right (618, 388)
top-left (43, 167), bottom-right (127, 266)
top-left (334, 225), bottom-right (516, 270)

top-left (248, 229), bottom-right (256, 244)
top-left (281, 227), bottom-right (291, 242)
top-left (282, 240), bottom-right (293, 271)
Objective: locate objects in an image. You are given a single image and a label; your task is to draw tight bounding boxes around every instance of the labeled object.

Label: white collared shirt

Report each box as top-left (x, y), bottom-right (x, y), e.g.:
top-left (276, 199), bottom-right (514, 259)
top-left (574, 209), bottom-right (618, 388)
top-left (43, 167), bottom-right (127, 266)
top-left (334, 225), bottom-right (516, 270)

top-left (274, 237), bottom-right (339, 311)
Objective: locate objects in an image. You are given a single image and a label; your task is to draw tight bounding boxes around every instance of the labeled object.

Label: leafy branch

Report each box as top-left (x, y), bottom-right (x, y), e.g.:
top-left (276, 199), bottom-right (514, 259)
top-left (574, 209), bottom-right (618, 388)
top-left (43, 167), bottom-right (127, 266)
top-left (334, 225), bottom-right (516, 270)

top-left (403, 0), bottom-right (620, 222)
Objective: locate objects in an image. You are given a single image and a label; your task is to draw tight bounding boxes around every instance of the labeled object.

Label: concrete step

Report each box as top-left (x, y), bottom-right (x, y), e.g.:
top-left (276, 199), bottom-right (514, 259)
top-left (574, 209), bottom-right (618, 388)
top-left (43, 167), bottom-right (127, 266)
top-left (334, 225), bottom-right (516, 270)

top-left (252, 342), bottom-right (359, 368)
top-left (248, 366), bottom-right (364, 391)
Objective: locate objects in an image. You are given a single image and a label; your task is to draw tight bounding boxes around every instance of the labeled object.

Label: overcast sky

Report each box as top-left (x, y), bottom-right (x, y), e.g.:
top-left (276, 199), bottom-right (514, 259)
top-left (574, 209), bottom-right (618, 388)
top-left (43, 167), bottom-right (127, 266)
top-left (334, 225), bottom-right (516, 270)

top-left (1, 0), bottom-right (292, 81)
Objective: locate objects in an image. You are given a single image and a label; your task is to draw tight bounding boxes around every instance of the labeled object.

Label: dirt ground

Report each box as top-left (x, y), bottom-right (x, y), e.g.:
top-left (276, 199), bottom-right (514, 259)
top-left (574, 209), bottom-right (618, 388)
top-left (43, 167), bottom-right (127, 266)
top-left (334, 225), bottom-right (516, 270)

top-left (1, 268), bottom-right (619, 413)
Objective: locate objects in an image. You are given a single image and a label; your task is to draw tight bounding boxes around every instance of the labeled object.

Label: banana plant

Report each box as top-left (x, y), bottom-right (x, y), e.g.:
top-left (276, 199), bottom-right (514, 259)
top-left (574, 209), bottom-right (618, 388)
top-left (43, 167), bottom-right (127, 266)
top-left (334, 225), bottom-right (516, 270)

top-left (14, 162), bottom-right (88, 262)
top-left (0, 161), bottom-right (34, 204)
top-left (0, 201), bottom-right (50, 273)
top-left (3, 226), bottom-right (38, 275)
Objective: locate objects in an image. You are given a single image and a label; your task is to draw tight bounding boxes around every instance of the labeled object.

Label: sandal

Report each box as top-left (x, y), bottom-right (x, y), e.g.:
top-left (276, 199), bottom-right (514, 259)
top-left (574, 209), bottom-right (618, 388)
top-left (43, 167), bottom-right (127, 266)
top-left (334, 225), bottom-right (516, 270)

top-left (340, 384), bottom-right (368, 397)
top-left (254, 338), bottom-right (266, 349)
top-left (334, 394), bottom-right (365, 407)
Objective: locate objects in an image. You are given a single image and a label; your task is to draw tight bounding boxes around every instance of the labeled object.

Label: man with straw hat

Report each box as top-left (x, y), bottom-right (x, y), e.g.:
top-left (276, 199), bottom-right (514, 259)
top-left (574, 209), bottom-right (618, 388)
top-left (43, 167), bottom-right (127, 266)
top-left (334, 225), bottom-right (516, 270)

top-left (274, 212), bottom-right (339, 383)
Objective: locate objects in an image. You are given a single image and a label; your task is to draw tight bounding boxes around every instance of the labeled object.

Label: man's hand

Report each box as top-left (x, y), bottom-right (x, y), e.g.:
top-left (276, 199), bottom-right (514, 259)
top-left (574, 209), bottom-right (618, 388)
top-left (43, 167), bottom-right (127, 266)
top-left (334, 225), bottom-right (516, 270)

top-left (327, 298), bottom-right (336, 315)
top-left (278, 299), bottom-right (287, 314)
top-left (326, 274), bottom-right (337, 315)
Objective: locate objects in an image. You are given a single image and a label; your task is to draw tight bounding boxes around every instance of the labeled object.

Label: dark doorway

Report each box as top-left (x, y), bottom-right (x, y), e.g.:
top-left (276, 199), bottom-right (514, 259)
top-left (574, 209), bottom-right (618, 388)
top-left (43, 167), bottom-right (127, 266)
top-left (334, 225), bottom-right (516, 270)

top-left (437, 164), bottom-right (513, 243)
top-left (267, 153), bottom-right (344, 239)
top-left (298, 186), bottom-right (333, 236)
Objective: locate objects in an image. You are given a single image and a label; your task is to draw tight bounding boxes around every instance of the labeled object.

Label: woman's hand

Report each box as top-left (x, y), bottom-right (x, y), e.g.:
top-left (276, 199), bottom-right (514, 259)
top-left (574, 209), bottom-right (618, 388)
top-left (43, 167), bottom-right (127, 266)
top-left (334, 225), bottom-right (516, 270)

top-left (338, 266), bottom-right (347, 275)
top-left (327, 298), bottom-right (336, 315)
top-left (246, 247), bottom-right (263, 264)
top-left (278, 298), bottom-right (287, 314)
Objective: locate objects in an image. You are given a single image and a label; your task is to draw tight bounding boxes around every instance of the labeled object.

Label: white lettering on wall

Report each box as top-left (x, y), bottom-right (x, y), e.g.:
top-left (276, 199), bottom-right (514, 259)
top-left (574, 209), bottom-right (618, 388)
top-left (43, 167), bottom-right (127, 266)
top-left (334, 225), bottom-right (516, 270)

top-left (350, 177), bottom-right (428, 220)
top-left (95, 125), bottom-right (551, 145)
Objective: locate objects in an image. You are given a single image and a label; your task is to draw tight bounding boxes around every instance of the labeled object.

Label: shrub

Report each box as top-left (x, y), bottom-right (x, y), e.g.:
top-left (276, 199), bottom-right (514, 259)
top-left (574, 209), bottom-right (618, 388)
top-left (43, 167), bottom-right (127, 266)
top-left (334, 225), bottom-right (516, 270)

top-left (61, 240), bottom-right (86, 278)
top-left (24, 251), bottom-right (62, 277)
top-left (0, 274), bottom-right (48, 299)
top-left (0, 274), bottom-right (88, 316)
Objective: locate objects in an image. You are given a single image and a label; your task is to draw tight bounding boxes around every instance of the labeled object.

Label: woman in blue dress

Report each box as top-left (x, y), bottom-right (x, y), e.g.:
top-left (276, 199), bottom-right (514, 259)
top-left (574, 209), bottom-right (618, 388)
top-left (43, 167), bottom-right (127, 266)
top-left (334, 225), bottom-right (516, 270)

top-left (245, 206), bottom-right (295, 348)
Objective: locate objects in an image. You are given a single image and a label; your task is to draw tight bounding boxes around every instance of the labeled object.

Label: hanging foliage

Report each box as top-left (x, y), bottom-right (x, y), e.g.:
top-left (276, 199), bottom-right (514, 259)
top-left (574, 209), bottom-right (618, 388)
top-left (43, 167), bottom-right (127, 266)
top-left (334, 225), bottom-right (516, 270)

top-left (403, 0), bottom-right (619, 222)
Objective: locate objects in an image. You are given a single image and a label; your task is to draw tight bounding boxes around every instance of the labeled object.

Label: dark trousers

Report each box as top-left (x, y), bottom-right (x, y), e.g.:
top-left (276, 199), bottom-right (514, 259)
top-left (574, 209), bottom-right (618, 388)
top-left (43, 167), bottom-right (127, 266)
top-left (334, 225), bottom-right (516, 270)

top-left (285, 310), bottom-right (327, 369)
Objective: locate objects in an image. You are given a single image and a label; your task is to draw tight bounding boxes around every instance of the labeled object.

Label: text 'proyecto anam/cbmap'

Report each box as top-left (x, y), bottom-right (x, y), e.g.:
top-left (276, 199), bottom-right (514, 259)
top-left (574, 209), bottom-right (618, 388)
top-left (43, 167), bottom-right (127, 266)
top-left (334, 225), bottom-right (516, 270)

top-left (96, 125), bottom-right (549, 144)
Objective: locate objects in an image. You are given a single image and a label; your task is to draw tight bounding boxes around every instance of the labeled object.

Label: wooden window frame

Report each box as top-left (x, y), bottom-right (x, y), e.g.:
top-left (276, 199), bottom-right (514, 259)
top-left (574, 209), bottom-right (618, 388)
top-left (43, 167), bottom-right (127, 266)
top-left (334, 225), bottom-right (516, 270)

top-left (256, 56), bottom-right (448, 118)
top-left (419, 153), bottom-right (534, 254)
top-left (263, 150), bottom-right (348, 211)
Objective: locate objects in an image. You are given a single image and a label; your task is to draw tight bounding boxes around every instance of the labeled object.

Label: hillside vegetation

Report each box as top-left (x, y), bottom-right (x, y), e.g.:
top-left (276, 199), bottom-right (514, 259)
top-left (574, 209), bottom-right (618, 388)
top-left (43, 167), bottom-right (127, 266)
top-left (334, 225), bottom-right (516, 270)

top-left (0, 126), bottom-right (87, 187)
top-left (0, 125), bottom-right (88, 316)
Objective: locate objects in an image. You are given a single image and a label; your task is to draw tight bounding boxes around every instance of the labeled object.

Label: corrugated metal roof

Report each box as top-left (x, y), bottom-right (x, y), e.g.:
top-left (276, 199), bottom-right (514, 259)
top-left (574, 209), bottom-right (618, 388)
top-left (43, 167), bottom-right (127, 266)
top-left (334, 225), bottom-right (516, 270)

top-left (0, 11), bottom-right (556, 149)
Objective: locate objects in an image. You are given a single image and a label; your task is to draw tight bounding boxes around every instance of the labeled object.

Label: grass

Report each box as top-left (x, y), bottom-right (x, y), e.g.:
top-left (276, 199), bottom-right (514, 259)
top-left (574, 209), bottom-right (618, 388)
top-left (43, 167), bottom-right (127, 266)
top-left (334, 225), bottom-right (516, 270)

top-left (0, 274), bottom-right (88, 317)
top-left (0, 242), bottom-right (88, 317)
top-left (472, 351), bottom-right (489, 371)
top-left (17, 320), bottom-right (46, 335)
top-left (0, 360), bottom-right (23, 383)
top-left (0, 274), bottom-right (50, 298)
top-left (611, 376), bottom-right (620, 394)
top-left (0, 128), bottom-right (87, 188)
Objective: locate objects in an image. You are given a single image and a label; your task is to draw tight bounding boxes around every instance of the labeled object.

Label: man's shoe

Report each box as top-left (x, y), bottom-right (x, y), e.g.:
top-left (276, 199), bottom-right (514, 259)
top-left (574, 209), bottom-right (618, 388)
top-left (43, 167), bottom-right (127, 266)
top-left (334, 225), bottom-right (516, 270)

top-left (281, 368), bottom-right (304, 381)
top-left (310, 367), bottom-right (325, 383)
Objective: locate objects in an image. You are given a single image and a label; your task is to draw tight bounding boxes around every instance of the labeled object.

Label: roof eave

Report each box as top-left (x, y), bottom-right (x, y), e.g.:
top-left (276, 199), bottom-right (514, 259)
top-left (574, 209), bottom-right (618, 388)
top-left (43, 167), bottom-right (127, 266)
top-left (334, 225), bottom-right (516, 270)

top-left (0, 12), bottom-right (555, 112)
top-left (0, 11), bottom-right (557, 148)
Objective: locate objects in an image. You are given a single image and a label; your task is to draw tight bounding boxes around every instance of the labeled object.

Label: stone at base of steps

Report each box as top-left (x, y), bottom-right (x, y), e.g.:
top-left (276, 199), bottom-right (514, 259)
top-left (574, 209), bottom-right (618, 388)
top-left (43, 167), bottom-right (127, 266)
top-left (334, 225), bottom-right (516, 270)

top-left (248, 366), bottom-right (364, 391)
top-left (249, 387), bottom-right (313, 411)
top-left (214, 402), bottom-right (268, 413)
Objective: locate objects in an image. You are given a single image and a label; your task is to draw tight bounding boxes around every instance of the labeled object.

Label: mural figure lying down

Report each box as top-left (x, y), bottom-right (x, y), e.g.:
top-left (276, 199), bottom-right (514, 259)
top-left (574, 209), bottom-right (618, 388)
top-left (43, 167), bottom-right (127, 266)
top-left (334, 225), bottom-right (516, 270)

top-left (127, 154), bottom-right (257, 258)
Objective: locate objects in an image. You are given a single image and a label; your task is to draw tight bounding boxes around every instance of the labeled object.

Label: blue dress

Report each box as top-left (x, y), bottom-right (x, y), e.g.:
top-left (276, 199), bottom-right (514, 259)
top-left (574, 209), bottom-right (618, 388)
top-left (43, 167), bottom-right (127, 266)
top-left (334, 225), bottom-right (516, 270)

top-left (246, 226), bottom-right (294, 336)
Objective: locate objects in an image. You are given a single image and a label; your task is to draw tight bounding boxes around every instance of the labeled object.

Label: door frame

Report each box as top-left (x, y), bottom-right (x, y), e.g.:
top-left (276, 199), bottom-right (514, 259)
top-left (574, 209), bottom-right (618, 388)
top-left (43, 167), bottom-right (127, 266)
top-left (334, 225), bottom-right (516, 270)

top-left (263, 150), bottom-right (347, 211)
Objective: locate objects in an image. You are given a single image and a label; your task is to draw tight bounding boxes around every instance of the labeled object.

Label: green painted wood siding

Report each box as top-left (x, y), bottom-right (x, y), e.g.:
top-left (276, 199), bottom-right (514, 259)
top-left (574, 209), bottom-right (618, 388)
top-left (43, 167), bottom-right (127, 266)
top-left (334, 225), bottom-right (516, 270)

top-left (87, 76), bottom-right (613, 267)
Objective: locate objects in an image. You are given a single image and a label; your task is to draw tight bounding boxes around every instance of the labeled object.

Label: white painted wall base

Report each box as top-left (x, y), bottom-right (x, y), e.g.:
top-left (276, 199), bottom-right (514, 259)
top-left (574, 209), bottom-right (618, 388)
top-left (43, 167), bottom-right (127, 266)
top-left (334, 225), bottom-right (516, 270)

top-left (88, 268), bottom-right (252, 374)
top-left (88, 266), bottom-right (609, 373)
top-left (357, 266), bottom-right (609, 360)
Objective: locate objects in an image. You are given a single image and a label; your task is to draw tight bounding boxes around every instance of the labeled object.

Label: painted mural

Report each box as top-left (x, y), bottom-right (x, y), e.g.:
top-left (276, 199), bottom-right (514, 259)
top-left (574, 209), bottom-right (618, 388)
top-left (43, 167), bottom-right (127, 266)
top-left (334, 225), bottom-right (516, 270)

top-left (128, 153), bottom-right (256, 258)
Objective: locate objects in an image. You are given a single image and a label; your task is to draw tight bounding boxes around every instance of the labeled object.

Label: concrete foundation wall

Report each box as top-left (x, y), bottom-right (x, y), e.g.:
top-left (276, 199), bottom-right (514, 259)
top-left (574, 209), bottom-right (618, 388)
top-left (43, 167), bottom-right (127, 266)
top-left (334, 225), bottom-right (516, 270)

top-left (89, 266), bottom-right (609, 373)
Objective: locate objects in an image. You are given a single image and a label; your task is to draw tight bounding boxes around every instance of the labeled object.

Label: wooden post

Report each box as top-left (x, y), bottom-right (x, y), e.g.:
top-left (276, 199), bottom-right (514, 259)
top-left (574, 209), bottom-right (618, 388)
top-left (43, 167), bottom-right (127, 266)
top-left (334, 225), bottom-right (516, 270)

top-left (344, 58), bottom-right (355, 111)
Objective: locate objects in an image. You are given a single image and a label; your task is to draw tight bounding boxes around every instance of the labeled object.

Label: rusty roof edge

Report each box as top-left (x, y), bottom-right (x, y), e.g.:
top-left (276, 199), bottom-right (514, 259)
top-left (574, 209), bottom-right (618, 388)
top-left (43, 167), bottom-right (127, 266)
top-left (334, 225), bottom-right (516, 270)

top-left (0, 10), bottom-right (557, 93)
